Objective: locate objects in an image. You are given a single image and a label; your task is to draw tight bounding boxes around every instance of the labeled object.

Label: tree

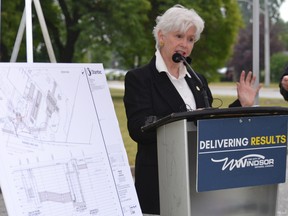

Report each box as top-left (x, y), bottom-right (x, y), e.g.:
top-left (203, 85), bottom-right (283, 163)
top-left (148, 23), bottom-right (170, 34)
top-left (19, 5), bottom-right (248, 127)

top-left (0, 0), bottom-right (151, 66)
top-left (277, 21), bottom-right (288, 50)
top-left (270, 52), bottom-right (288, 82)
top-left (143, 0), bottom-right (243, 81)
top-left (228, 16), bottom-right (285, 81)
top-left (228, 0), bottom-right (287, 81)
top-left (1, 0), bottom-right (243, 82)
top-left (238, 0), bottom-right (285, 25)
top-left (0, 1), bottom-right (25, 62)
top-left (46, 0), bottom-right (153, 66)
top-left (189, 0), bottom-right (243, 81)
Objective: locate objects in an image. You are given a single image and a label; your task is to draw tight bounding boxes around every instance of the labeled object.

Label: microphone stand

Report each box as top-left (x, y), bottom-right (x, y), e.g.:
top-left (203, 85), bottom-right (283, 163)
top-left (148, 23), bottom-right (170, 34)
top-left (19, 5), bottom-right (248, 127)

top-left (172, 53), bottom-right (211, 108)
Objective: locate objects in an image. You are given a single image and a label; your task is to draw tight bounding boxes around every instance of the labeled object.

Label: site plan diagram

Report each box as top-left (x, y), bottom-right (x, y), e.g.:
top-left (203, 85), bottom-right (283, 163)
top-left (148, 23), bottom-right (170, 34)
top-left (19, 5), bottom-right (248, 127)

top-left (0, 63), bottom-right (142, 216)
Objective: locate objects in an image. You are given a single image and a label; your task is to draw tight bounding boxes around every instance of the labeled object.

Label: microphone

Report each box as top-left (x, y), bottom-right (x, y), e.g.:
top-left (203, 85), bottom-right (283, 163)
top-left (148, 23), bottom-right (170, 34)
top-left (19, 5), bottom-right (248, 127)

top-left (172, 53), bottom-right (211, 108)
top-left (172, 53), bottom-right (192, 64)
top-left (172, 53), bottom-right (182, 63)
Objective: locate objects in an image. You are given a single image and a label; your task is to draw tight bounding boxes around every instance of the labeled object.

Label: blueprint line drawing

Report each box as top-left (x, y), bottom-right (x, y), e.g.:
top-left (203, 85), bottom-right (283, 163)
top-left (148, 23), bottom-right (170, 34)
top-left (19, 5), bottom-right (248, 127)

top-left (0, 63), bottom-right (142, 216)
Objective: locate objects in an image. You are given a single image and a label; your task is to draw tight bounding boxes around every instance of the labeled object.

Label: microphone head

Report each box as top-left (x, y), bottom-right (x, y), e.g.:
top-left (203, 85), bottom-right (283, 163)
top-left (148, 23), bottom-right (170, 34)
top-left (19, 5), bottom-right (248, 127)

top-left (172, 53), bottom-right (192, 65)
top-left (172, 53), bottom-right (183, 63)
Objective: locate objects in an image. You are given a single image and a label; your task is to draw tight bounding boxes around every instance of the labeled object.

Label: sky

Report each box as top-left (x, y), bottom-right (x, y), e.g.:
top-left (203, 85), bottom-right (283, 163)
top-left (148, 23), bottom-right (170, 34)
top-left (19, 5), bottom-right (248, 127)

top-left (280, 0), bottom-right (288, 22)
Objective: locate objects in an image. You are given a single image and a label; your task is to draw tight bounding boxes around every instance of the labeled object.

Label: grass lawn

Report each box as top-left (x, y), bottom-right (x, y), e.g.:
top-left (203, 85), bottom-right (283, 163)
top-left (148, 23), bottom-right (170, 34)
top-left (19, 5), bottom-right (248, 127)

top-left (110, 86), bottom-right (288, 166)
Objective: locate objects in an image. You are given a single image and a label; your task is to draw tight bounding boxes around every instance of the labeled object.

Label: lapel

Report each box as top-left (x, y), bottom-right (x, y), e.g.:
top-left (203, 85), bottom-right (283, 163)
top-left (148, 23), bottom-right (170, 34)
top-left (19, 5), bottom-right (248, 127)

top-left (185, 75), bottom-right (205, 108)
top-left (149, 62), bottom-right (186, 112)
top-left (147, 56), bottom-right (207, 111)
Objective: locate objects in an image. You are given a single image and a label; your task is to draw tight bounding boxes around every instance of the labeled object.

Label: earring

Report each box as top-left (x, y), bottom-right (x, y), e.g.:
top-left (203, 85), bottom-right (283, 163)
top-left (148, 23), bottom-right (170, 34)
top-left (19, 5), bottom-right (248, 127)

top-left (159, 41), bottom-right (164, 47)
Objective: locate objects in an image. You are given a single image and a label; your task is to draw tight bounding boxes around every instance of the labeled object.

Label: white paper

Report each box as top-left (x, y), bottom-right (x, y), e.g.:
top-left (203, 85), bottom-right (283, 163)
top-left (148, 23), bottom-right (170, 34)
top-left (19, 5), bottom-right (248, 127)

top-left (0, 63), bottom-right (142, 216)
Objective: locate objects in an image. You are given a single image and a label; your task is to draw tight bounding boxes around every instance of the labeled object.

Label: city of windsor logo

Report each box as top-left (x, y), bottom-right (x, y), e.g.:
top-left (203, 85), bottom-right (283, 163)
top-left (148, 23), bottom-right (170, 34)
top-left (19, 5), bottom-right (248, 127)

top-left (211, 154), bottom-right (274, 171)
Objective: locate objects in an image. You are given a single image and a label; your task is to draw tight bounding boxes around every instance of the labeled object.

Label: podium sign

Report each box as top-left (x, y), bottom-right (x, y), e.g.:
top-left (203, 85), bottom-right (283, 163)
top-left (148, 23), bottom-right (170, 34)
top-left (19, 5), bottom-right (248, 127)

top-left (197, 115), bottom-right (287, 192)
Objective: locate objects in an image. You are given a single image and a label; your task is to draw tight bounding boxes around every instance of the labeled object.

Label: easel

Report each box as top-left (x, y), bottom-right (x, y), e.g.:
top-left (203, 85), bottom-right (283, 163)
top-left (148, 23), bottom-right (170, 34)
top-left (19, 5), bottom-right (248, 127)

top-left (10, 0), bottom-right (56, 63)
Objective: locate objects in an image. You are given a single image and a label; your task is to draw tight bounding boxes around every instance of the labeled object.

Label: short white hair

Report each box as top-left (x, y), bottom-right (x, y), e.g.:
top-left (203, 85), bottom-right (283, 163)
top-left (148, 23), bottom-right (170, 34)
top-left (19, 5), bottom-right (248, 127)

top-left (153, 4), bottom-right (205, 49)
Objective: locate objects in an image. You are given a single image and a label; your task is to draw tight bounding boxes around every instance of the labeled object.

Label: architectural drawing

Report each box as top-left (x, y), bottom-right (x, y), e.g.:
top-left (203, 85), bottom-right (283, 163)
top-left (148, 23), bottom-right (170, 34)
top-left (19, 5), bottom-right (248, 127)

top-left (0, 63), bottom-right (141, 216)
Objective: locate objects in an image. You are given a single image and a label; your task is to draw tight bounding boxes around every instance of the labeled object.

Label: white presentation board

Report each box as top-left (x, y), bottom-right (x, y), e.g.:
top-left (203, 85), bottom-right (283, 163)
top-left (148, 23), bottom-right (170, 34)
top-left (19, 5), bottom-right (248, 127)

top-left (0, 63), bottom-right (142, 216)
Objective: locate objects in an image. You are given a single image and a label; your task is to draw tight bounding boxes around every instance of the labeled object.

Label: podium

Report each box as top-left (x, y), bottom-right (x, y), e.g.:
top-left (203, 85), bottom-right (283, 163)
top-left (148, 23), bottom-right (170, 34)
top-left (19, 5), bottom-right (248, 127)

top-left (142, 106), bottom-right (288, 216)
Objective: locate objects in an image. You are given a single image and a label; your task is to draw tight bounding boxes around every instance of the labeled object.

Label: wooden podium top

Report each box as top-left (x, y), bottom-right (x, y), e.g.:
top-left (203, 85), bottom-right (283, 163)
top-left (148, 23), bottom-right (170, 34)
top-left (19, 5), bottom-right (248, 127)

top-left (141, 106), bottom-right (288, 132)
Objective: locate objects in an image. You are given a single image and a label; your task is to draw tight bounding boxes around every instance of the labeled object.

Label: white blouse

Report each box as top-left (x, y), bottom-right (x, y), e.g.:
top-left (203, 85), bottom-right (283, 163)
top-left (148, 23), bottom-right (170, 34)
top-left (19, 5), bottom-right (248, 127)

top-left (155, 49), bottom-right (196, 111)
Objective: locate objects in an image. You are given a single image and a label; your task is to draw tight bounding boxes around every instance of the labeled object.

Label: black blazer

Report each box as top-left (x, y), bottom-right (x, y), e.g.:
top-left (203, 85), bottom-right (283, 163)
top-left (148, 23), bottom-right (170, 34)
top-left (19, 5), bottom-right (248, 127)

top-left (123, 56), bottom-right (239, 214)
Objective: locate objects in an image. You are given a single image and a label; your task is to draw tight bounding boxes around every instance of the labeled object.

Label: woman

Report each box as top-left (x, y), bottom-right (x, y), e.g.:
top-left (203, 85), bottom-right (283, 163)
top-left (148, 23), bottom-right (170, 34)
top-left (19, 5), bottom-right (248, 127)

top-left (124, 5), bottom-right (261, 215)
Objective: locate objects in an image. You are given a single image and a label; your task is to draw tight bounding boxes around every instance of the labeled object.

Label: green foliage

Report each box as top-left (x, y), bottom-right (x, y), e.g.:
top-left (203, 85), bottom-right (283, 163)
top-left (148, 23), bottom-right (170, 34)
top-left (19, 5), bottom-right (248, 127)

top-left (238, 0), bottom-right (286, 26)
top-left (270, 52), bottom-right (288, 82)
top-left (229, 0), bottom-right (288, 81)
top-left (0, 0), bottom-right (152, 65)
top-left (189, 0), bottom-right (243, 81)
top-left (0, 1), bottom-right (25, 61)
top-left (140, 0), bottom-right (243, 82)
top-left (278, 21), bottom-right (288, 50)
top-left (0, 0), bottom-right (255, 81)
top-left (106, 1), bottom-right (152, 68)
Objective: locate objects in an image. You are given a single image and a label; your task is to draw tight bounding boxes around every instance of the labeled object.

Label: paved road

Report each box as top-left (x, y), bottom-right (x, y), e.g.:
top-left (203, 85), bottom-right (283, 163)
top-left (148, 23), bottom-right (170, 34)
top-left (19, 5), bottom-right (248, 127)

top-left (210, 85), bottom-right (283, 99)
top-left (108, 81), bottom-right (283, 99)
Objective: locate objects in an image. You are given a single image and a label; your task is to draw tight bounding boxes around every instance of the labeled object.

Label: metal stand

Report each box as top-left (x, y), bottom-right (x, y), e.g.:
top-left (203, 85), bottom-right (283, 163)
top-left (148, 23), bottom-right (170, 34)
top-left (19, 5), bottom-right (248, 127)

top-left (10, 0), bottom-right (56, 62)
